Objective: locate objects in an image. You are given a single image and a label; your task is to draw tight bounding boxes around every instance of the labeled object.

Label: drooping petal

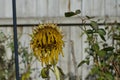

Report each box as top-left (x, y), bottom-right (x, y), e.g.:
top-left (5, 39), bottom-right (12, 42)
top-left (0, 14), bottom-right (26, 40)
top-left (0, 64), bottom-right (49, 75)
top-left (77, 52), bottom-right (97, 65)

top-left (30, 23), bottom-right (64, 66)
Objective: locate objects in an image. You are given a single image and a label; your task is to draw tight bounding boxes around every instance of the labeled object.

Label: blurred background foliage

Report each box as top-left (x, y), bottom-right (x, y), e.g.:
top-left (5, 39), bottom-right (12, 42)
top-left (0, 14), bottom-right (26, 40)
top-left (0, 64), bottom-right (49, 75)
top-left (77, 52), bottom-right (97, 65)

top-left (0, 30), bottom-right (37, 80)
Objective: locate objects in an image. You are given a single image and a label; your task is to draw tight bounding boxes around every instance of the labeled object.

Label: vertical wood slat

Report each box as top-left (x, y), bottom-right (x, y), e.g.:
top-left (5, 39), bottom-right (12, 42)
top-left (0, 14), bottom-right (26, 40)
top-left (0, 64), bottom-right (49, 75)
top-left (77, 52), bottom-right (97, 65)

top-left (70, 0), bottom-right (82, 16)
top-left (24, 0), bottom-right (37, 17)
top-left (82, 0), bottom-right (105, 16)
top-left (70, 26), bottom-right (82, 80)
top-left (105, 0), bottom-right (117, 17)
top-left (68, 16), bottom-right (83, 80)
top-left (0, 0), bottom-right (119, 17)
top-left (59, 26), bottom-right (71, 80)
top-left (5, 0), bottom-right (12, 17)
top-left (48, 0), bottom-right (59, 17)
top-left (117, 0), bottom-right (120, 16)
top-left (16, 0), bottom-right (25, 17)
top-left (0, 0), bottom-right (5, 17)
top-left (92, 0), bottom-right (105, 16)
top-left (16, 0), bottom-right (37, 17)
top-left (59, 0), bottom-right (69, 16)
top-left (82, 0), bottom-right (93, 16)
top-left (70, 0), bottom-right (82, 11)
top-left (36, 0), bottom-right (48, 17)
top-left (80, 29), bottom-right (89, 80)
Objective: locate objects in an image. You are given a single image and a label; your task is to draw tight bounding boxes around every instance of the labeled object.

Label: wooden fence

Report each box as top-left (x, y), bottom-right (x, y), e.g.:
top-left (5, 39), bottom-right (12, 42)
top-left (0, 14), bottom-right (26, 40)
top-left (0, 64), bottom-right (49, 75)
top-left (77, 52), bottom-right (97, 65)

top-left (0, 0), bottom-right (120, 80)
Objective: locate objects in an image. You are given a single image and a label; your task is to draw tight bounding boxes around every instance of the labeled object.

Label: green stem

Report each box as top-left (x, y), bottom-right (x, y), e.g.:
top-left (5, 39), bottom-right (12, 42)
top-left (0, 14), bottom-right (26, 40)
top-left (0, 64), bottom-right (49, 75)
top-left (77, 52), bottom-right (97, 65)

top-left (53, 65), bottom-right (60, 80)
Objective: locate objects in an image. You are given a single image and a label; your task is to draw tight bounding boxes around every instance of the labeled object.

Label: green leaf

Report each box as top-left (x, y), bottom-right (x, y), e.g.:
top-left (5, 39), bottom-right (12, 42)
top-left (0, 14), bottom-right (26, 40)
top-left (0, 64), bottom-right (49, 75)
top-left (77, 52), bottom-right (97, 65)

top-left (116, 24), bottom-right (120, 28)
top-left (65, 9), bottom-right (81, 17)
top-left (75, 10), bottom-right (81, 14)
top-left (0, 31), bottom-right (7, 43)
top-left (98, 29), bottom-right (106, 36)
top-left (21, 71), bottom-right (31, 80)
top-left (57, 66), bottom-right (65, 80)
top-left (113, 36), bottom-right (120, 40)
top-left (103, 47), bottom-right (114, 51)
top-left (105, 26), bottom-right (109, 30)
top-left (54, 66), bottom-right (60, 80)
top-left (97, 29), bottom-right (106, 41)
top-left (85, 16), bottom-right (95, 19)
top-left (92, 43), bottom-right (99, 51)
top-left (105, 72), bottom-right (114, 80)
top-left (78, 60), bottom-right (88, 68)
top-left (41, 67), bottom-right (49, 78)
top-left (86, 29), bottom-right (94, 34)
top-left (57, 66), bottom-right (65, 76)
top-left (86, 60), bottom-right (90, 65)
top-left (0, 45), bottom-right (5, 55)
top-left (65, 12), bottom-right (76, 17)
top-left (99, 35), bottom-right (106, 41)
top-left (90, 21), bottom-right (98, 30)
top-left (98, 50), bottom-right (106, 57)
top-left (90, 66), bottom-right (99, 75)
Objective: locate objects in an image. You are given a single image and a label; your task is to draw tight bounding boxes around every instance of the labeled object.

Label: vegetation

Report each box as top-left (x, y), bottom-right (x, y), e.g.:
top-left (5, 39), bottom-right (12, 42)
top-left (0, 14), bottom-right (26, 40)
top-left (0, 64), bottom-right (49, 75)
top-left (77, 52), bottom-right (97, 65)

top-left (0, 31), bottom-right (37, 80)
top-left (65, 10), bottom-right (120, 80)
top-left (30, 24), bottom-right (65, 80)
top-left (0, 9), bottom-right (120, 80)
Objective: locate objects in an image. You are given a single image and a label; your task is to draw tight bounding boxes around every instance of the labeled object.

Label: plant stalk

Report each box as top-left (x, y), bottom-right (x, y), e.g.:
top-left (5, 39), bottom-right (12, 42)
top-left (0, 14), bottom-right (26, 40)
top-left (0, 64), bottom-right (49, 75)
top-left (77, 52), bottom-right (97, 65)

top-left (53, 65), bottom-right (60, 80)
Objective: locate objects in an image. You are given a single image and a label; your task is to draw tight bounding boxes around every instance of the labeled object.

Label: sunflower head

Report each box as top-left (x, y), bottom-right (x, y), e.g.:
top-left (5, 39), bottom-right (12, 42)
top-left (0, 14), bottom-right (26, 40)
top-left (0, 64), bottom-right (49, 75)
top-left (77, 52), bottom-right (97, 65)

top-left (30, 23), bottom-right (64, 66)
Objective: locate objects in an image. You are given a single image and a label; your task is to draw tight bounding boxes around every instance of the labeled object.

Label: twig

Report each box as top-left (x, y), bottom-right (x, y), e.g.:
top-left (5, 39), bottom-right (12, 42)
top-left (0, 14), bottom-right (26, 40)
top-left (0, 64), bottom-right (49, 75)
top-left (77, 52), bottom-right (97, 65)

top-left (113, 62), bottom-right (120, 77)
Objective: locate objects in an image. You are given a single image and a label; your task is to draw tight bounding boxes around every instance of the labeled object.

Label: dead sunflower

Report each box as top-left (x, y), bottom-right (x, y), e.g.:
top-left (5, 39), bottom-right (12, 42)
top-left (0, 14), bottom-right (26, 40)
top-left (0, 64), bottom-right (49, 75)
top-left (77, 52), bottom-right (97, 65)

top-left (30, 23), bottom-right (64, 66)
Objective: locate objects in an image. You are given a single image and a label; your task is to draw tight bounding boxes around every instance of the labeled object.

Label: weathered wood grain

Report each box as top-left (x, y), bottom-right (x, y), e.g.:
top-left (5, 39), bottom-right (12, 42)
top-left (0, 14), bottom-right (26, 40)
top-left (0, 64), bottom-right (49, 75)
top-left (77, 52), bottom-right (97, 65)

top-left (105, 0), bottom-right (117, 16)
top-left (0, 0), bottom-right (5, 17)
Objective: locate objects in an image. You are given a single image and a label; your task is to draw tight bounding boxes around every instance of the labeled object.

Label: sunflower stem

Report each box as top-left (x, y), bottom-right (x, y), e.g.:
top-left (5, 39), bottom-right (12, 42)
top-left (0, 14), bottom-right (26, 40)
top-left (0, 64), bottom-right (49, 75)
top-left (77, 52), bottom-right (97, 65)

top-left (53, 65), bottom-right (60, 80)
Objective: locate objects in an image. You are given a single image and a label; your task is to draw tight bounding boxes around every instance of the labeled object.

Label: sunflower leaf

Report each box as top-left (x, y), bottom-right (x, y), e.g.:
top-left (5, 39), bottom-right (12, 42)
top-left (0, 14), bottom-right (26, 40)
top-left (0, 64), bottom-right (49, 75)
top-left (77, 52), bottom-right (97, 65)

top-left (65, 9), bottom-right (81, 17)
top-left (90, 21), bottom-right (98, 31)
top-left (41, 67), bottom-right (49, 78)
top-left (65, 12), bottom-right (76, 17)
top-left (75, 9), bottom-right (81, 14)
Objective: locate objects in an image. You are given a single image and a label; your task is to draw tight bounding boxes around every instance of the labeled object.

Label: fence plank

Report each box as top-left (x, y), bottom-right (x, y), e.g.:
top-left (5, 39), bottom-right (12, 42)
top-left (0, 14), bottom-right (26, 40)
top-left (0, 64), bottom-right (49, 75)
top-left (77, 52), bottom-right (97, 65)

top-left (59, 26), bottom-right (71, 80)
top-left (36, 0), bottom-right (48, 17)
top-left (70, 26), bottom-right (83, 80)
top-left (117, 0), bottom-right (120, 16)
top-left (0, 0), bottom-right (5, 17)
top-left (70, 0), bottom-right (82, 17)
top-left (16, 0), bottom-right (25, 17)
top-left (70, 0), bottom-right (82, 11)
top-left (24, 0), bottom-right (37, 17)
top-left (59, 0), bottom-right (69, 16)
top-left (92, 0), bottom-right (105, 16)
top-left (82, 0), bottom-right (105, 16)
top-left (48, 0), bottom-right (59, 17)
top-left (4, 0), bottom-right (12, 17)
top-left (82, 0), bottom-right (93, 16)
top-left (0, 0), bottom-right (119, 18)
top-left (105, 0), bottom-right (117, 16)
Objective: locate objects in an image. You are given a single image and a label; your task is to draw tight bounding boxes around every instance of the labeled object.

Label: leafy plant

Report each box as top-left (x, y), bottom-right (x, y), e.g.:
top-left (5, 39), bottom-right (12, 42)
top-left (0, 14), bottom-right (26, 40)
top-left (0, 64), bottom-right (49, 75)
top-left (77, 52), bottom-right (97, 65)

top-left (30, 24), bottom-right (65, 80)
top-left (78, 19), bottom-right (120, 80)
top-left (65, 10), bottom-right (120, 80)
top-left (65, 9), bottom-right (81, 17)
top-left (0, 30), bottom-right (38, 80)
top-left (0, 31), bottom-right (15, 80)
